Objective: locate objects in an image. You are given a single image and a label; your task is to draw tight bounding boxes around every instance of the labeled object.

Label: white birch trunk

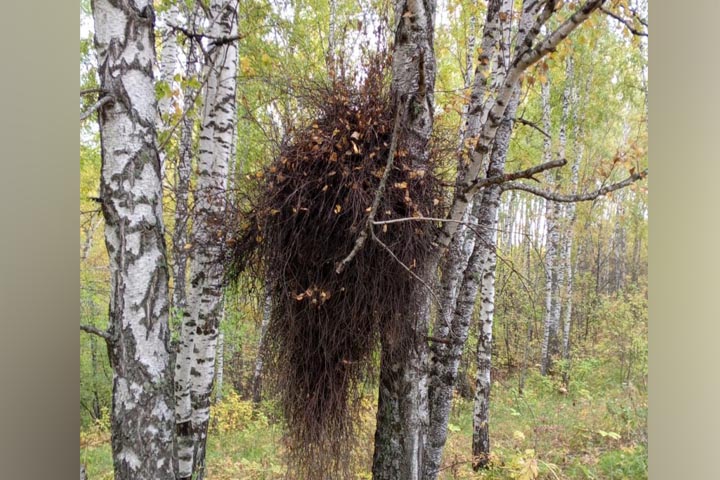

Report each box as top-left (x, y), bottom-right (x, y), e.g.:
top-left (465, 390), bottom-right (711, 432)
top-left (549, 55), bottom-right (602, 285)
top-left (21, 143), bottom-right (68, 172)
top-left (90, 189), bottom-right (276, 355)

top-left (374, 0), bottom-right (605, 476)
top-left (172, 10), bottom-right (203, 480)
top-left (561, 55), bottom-right (581, 363)
top-left (540, 75), bottom-right (562, 376)
top-left (91, 1), bottom-right (175, 478)
top-left (171, 7), bottom-right (201, 312)
top-left (180, 1), bottom-right (239, 478)
top-left (424, 1), bottom-right (515, 476)
top-left (158, 4), bottom-right (179, 120)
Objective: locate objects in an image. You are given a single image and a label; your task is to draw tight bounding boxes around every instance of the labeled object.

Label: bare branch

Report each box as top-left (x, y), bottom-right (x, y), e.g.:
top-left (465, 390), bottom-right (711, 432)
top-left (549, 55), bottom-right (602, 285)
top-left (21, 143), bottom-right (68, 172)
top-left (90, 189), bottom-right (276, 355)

top-left (502, 168), bottom-right (647, 202)
top-left (600, 6), bottom-right (648, 37)
top-left (516, 117), bottom-right (552, 139)
top-left (167, 23), bottom-right (247, 48)
top-left (80, 324), bottom-right (112, 342)
top-left (80, 96), bottom-right (114, 122)
top-left (80, 88), bottom-right (106, 96)
top-left (483, 158), bottom-right (566, 186)
top-left (209, 34), bottom-right (246, 47)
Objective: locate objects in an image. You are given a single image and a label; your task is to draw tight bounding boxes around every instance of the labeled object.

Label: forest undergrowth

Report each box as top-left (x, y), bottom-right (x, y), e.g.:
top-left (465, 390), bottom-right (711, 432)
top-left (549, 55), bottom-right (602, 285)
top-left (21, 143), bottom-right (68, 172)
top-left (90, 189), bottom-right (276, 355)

top-left (81, 345), bottom-right (647, 479)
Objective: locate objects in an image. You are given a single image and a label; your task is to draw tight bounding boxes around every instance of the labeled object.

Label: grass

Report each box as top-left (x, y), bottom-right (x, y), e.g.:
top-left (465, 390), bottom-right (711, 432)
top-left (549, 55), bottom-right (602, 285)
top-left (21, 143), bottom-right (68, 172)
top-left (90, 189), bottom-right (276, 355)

top-left (80, 360), bottom-right (647, 479)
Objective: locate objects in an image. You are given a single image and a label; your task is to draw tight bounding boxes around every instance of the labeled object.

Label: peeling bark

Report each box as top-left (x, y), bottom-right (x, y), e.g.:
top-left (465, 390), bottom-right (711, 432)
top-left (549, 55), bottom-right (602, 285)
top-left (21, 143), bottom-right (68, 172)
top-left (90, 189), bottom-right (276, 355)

top-left (91, 0), bottom-right (175, 478)
top-left (171, 7), bottom-right (201, 312)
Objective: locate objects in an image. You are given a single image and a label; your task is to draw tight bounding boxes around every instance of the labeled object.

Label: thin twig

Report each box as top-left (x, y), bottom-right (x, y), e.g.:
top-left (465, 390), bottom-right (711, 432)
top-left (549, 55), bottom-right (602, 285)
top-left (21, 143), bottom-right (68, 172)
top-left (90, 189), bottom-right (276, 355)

top-left (373, 217), bottom-right (466, 226)
top-left (516, 117), bottom-right (552, 139)
top-left (600, 6), bottom-right (648, 37)
top-left (370, 229), bottom-right (439, 305)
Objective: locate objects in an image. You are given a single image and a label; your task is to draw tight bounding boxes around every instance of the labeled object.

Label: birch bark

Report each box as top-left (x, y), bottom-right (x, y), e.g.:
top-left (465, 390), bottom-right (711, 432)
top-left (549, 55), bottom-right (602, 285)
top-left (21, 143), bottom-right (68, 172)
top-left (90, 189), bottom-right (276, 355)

top-left (424, 1), bottom-right (515, 476)
top-left (540, 75), bottom-right (562, 376)
top-left (171, 6), bottom-right (202, 312)
top-left (561, 55), bottom-right (582, 365)
top-left (373, 1), bottom-right (607, 477)
top-left (372, 0), bottom-right (437, 478)
top-left (172, 10), bottom-right (203, 480)
top-left (179, 1), bottom-right (239, 478)
top-left (91, 0), bottom-right (175, 478)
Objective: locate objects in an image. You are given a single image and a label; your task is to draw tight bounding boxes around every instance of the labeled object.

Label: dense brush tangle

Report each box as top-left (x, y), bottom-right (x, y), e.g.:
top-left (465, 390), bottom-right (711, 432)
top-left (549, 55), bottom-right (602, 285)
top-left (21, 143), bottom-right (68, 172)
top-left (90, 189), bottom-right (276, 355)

top-left (228, 61), bottom-right (443, 478)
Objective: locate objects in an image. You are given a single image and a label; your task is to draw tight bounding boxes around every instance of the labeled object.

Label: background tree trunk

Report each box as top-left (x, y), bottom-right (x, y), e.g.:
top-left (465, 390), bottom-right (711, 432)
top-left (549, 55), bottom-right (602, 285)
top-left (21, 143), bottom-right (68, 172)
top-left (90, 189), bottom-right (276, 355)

top-left (171, 6), bottom-right (202, 313)
top-left (177, 1), bottom-right (239, 478)
top-left (540, 75), bottom-right (562, 376)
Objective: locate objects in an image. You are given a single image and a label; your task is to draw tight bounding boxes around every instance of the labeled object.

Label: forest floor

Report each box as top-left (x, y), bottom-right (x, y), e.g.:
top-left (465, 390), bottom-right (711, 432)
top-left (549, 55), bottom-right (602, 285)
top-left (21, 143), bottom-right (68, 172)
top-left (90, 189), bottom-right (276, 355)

top-left (80, 361), bottom-right (647, 479)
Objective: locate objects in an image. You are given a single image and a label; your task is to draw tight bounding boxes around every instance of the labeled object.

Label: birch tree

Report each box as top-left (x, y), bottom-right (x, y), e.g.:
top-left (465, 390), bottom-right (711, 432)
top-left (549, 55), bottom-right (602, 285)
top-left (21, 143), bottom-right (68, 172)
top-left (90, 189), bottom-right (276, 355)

top-left (371, 0), bottom-right (437, 477)
top-left (372, 1), bottom-right (608, 478)
top-left (175, 1), bottom-right (239, 478)
top-left (540, 74), bottom-right (563, 376)
top-left (425, 1), bottom-right (516, 475)
top-left (90, 0), bottom-right (175, 478)
top-left (560, 54), bottom-right (583, 375)
top-left (251, 285), bottom-right (272, 404)
top-left (170, 5), bottom-right (202, 312)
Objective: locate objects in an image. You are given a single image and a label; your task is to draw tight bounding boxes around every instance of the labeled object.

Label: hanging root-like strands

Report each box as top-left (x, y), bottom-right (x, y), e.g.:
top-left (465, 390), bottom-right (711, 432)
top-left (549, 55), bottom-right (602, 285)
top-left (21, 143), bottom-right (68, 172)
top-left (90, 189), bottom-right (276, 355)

top-left (226, 55), bottom-right (444, 478)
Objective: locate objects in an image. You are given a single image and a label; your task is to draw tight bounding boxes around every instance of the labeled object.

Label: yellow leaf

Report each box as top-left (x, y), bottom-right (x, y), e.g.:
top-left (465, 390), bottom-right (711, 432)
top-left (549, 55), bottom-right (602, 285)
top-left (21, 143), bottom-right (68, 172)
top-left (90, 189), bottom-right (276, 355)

top-left (394, 181), bottom-right (408, 189)
top-left (183, 243), bottom-right (192, 251)
top-left (240, 57), bottom-right (254, 75)
top-left (334, 204), bottom-right (342, 214)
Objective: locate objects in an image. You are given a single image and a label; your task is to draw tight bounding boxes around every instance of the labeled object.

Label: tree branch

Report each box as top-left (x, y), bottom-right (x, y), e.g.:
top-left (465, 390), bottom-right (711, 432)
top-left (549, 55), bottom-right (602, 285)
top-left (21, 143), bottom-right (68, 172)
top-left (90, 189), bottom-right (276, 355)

top-left (600, 6), bottom-right (648, 37)
top-left (80, 96), bottom-right (114, 122)
top-left (80, 324), bottom-right (112, 342)
top-left (80, 88), bottom-right (107, 96)
top-left (511, 0), bottom-right (606, 76)
top-left (167, 23), bottom-right (247, 48)
top-left (501, 168), bottom-right (647, 202)
top-left (516, 116), bottom-right (552, 139)
top-left (481, 158), bottom-right (566, 187)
